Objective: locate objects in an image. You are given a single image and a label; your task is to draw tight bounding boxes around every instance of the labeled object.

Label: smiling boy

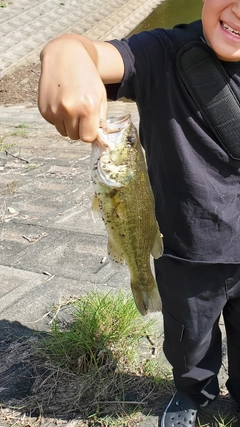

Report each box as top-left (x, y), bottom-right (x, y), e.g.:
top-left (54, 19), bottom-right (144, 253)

top-left (202, 0), bottom-right (240, 60)
top-left (38, 1), bottom-right (240, 426)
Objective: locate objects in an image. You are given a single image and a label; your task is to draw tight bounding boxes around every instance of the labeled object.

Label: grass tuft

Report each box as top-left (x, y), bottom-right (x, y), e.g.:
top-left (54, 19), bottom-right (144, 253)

top-left (39, 290), bottom-right (157, 374)
top-left (19, 290), bottom-right (169, 423)
top-left (0, 137), bottom-right (14, 152)
top-left (213, 413), bottom-right (237, 427)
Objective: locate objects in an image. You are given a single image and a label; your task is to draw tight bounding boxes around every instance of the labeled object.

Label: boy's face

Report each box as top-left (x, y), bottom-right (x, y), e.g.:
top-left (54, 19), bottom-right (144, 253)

top-left (202, 0), bottom-right (240, 61)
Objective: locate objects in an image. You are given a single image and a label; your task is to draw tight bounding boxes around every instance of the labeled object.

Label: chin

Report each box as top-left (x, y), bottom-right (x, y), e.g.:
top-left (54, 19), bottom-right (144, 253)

top-left (215, 49), bottom-right (240, 62)
top-left (204, 30), bottom-right (240, 62)
top-left (209, 41), bottom-right (240, 62)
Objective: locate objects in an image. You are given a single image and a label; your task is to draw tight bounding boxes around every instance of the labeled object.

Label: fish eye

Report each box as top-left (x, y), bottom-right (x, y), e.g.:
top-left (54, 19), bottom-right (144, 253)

top-left (126, 135), bottom-right (135, 145)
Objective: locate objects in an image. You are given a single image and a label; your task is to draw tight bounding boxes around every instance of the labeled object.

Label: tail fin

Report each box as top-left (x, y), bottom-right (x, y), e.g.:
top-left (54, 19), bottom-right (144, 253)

top-left (130, 277), bottom-right (162, 316)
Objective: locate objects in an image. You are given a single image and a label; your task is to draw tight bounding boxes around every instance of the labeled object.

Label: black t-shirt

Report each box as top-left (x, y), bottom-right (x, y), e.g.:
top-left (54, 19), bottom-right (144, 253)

top-left (106, 21), bottom-right (240, 264)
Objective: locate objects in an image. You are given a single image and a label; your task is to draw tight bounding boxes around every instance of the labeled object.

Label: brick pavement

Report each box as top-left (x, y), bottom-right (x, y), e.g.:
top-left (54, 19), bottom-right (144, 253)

top-left (0, 101), bottom-right (140, 325)
top-left (0, 0), bottom-right (163, 78)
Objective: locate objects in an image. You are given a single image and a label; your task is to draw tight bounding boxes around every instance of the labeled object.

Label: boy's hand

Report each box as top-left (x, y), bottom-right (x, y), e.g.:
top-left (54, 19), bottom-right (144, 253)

top-left (38, 34), bottom-right (108, 142)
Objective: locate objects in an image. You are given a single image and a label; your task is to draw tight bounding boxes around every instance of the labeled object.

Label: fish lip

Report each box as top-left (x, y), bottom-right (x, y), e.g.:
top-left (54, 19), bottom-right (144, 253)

top-left (97, 114), bottom-right (131, 148)
top-left (100, 114), bottom-right (131, 133)
top-left (96, 134), bottom-right (108, 149)
top-left (92, 114), bottom-right (136, 187)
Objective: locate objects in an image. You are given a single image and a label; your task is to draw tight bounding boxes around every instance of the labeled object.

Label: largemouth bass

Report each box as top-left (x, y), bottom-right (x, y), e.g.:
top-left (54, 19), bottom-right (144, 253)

top-left (91, 114), bottom-right (163, 316)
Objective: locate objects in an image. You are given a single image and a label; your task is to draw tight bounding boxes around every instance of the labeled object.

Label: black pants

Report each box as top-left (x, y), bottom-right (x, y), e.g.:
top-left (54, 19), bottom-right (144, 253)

top-left (155, 257), bottom-right (240, 406)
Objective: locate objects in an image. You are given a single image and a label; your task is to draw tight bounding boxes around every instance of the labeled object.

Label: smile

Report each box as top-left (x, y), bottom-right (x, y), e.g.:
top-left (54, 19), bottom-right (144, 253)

top-left (221, 21), bottom-right (240, 37)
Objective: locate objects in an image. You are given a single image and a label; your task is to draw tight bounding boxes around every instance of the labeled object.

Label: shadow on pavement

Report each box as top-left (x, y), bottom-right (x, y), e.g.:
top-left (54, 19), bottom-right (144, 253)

top-left (0, 318), bottom-right (168, 424)
top-left (0, 319), bottom-right (46, 403)
top-left (0, 319), bottom-right (240, 427)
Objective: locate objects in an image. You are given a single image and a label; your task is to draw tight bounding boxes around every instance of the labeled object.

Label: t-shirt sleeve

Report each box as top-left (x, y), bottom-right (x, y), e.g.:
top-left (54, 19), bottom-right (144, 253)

top-left (105, 29), bottom-right (174, 107)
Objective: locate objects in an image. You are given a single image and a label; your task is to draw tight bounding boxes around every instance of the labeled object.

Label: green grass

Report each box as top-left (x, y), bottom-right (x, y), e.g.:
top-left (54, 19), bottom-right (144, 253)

top-left (26, 290), bottom-right (168, 424)
top-left (213, 414), bottom-right (237, 427)
top-left (0, 0), bottom-right (12, 6)
top-left (0, 137), bottom-right (14, 152)
top-left (10, 130), bottom-right (28, 137)
top-left (197, 413), bottom-right (237, 427)
top-left (39, 290), bottom-right (157, 373)
top-left (0, 127), bottom-right (28, 152)
top-left (16, 123), bottom-right (28, 129)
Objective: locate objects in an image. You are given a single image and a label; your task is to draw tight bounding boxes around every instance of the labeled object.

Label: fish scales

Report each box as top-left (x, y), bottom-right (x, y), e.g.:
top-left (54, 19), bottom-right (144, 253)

top-left (91, 114), bottom-right (163, 316)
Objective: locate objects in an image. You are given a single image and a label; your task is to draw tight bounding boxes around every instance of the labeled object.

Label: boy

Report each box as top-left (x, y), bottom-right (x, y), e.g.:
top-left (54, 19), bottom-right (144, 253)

top-left (38, 0), bottom-right (240, 425)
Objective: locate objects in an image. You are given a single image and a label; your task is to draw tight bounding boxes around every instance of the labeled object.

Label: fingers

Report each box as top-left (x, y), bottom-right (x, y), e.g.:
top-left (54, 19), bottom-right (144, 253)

top-left (78, 95), bottom-right (108, 143)
top-left (38, 34), bottom-right (111, 143)
top-left (39, 100), bottom-right (107, 142)
top-left (79, 113), bottom-right (100, 142)
top-left (39, 89), bottom-right (108, 143)
top-left (55, 120), bottom-right (68, 137)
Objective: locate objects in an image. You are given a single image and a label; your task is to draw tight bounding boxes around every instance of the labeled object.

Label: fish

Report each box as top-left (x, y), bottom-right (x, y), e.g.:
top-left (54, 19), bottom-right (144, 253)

top-left (90, 114), bottom-right (163, 316)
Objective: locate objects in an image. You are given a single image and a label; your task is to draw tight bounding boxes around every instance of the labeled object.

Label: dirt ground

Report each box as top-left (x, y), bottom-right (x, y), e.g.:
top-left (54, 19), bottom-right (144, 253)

top-left (0, 63), bottom-right (40, 106)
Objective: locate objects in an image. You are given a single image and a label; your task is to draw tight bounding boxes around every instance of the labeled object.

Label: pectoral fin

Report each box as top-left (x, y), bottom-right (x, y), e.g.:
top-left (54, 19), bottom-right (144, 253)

top-left (107, 237), bottom-right (125, 266)
top-left (92, 194), bottom-right (100, 211)
top-left (151, 226), bottom-right (164, 259)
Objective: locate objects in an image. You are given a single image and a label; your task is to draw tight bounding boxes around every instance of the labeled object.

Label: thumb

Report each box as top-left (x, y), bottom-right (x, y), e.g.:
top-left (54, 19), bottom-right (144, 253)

top-left (99, 92), bottom-right (108, 121)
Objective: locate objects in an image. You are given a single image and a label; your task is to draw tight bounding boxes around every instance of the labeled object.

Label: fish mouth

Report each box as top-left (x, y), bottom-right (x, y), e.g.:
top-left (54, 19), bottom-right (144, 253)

top-left (221, 21), bottom-right (240, 37)
top-left (99, 114), bottom-right (131, 133)
top-left (97, 114), bottom-right (131, 148)
top-left (96, 135), bottom-right (108, 149)
top-left (97, 114), bottom-right (133, 151)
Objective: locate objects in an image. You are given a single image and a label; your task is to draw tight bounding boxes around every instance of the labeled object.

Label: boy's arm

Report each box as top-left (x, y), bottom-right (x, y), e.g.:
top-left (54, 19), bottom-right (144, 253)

top-left (38, 34), bottom-right (124, 142)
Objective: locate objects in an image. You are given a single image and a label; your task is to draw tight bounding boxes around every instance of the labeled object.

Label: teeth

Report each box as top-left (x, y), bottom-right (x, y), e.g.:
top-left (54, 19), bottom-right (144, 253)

top-left (222, 22), bottom-right (240, 36)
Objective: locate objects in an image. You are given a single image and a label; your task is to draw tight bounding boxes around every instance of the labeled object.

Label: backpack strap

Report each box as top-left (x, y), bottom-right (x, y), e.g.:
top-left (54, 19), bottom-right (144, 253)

top-left (175, 27), bottom-right (240, 160)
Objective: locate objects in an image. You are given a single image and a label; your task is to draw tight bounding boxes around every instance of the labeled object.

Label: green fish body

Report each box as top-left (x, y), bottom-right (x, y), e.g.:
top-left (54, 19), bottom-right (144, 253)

top-left (91, 114), bottom-right (163, 316)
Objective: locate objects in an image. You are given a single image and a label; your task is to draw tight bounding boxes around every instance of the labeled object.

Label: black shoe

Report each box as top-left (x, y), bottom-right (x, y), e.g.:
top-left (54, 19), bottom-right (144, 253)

top-left (161, 391), bottom-right (198, 427)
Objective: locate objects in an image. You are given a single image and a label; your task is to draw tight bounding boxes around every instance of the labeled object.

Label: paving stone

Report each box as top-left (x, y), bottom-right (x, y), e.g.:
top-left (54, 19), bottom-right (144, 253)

top-left (0, 0), bottom-right (164, 77)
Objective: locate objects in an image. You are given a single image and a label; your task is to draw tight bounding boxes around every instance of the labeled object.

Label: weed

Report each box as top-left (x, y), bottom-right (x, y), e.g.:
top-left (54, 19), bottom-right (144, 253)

top-left (142, 358), bottom-right (172, 385)
top-left (16, 123), bottom-right (28, 129)
top-left (39, 290), bottom-right (157, 373)
top-left (197, 411), bottom-right (238, 427)
top-left (25, 290), bottom-right (168, 422)
top-left (10, 129), bottom-right (28, 137)
top-left (27, 163), bottom-right (39, 171)
top-left (213, 413), bottom-right (237, 427)
top-left (0, 136), bottom-right (14, 152)
top-left (0, 0), bottom-right (12, 5)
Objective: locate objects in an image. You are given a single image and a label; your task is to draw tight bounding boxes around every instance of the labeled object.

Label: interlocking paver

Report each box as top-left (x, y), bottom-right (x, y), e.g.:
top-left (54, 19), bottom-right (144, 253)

top-left (0, 0), bottom-right (164, 78)
top-left (0, 100), bottom-right (140, 327)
